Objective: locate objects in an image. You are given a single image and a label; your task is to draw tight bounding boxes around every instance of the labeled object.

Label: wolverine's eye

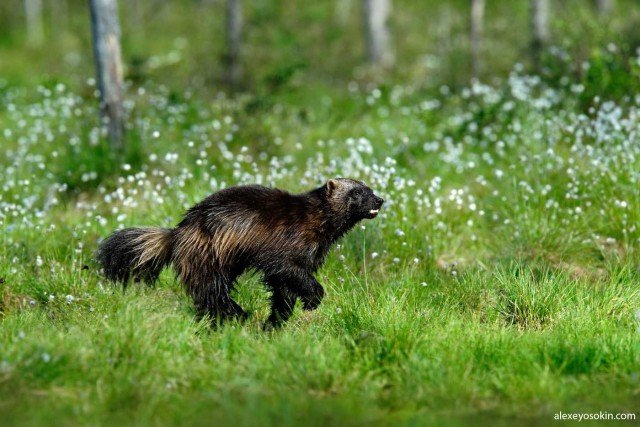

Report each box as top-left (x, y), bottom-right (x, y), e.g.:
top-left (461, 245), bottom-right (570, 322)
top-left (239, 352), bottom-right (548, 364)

top-left (352, 188), bottom-right (363, 198)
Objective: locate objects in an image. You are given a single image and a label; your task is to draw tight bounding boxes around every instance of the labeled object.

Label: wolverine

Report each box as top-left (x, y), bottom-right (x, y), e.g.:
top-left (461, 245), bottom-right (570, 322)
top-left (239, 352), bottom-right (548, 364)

top-left (97, 178), bottom-right (384, 327)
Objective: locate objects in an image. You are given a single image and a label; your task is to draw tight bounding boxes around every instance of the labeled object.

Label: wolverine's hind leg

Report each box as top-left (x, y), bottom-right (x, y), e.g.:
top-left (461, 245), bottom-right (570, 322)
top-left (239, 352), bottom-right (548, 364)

top-left (173, 226), bottom-right (247, 325)
top-left (179, 264), bottom-right (247, 324)
top-left (194, 290), bottom-right (247, 324)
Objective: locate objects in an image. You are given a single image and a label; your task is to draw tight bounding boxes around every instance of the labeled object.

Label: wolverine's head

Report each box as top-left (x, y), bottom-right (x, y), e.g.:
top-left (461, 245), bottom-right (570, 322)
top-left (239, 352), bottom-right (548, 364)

top-left (325, 178), bottom-right (384, 220)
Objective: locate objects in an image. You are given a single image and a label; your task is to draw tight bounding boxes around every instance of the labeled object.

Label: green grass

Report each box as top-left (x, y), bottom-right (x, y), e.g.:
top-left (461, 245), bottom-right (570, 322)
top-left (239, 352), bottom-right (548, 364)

top-left (2, 76), bottom-right (639, 425)
top-left (2, 1), bottom-right (640, 426)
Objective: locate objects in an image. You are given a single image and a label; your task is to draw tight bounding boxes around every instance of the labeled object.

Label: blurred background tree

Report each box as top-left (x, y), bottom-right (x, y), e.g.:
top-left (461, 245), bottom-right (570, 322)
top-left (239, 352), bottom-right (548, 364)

top-left (24, 0), bottom-right (44, 46)
top-left (363, 0), bottom-right (394, 67)
top-left (0, 0), bottom-right (638, 103)
top-left (225, 0), bottom-right (243, 88)
top-left (470, 0), bottom-right (485, 78)
top-left (596, 0), bottom-right (614, 16)
top-left (530, 0), bottom-right (549, 72)
top-left (88, 0), bottom-right (125, 149)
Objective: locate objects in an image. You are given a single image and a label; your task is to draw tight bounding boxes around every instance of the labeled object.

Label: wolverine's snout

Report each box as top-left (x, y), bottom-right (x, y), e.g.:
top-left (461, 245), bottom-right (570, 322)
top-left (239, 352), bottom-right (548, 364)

top-left (365, 195), bottom-right (384, 218)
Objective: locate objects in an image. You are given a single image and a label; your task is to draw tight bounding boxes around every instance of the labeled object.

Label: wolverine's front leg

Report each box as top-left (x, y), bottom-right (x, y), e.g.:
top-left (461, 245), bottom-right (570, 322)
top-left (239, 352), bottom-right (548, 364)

top-left (263, 270), bottom-right (324, 328)
top-left (265, 285), bottom-right (298, 328)
top-left (299, 275), bottom-right (324, 311)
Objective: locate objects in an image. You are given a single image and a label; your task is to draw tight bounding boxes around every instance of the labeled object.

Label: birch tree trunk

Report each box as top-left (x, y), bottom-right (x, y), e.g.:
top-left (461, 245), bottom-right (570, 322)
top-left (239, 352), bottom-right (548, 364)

top-left (226, 0), bottom-right (242, 87)
top-left (595, 0), bottom-right (614, 16)
top-left (335, 0), bottom-right (354, 25)
top-left (470, 0), bottom-right (485, 79)
top-left (89, 0), bottom-right (125, 150)
top-left (363, 0), bottom-right (394, 66)
top-left (531, 0), bottom-right (549, 73)
top-left (25, 0), bottom-right (44, 45)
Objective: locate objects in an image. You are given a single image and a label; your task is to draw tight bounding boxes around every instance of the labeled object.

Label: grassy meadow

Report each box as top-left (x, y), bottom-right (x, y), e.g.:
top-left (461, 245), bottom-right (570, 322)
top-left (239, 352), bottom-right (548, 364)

top-left (1, 0), bottom-right (640, 426)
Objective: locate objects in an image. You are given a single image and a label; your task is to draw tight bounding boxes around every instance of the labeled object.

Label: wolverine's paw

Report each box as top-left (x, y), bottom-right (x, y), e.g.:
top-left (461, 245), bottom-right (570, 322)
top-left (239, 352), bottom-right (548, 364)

top-left (263, 321), bottom-right (276, 332)
top-left (301, 284), bottom-right (325, 311)
top-left (263, 316), bottom-right (286, 331)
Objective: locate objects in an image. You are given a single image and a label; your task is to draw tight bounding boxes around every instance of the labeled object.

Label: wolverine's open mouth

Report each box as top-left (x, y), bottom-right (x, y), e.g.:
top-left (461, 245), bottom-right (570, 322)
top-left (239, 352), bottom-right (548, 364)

top-left (367, 209), bottom-right (380, 218)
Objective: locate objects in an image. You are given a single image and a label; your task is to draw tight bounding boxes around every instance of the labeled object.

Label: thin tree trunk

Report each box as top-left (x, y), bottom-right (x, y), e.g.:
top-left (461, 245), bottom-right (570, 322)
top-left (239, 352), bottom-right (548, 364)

top-left (25, 0), bottom-right (44, 45)
top-left (363, 0), bottom-right (394, 66)
top-left (226, 0), bottom-right (242, 87)
top-left (595, 0), bottom-right (614, 16)
top-left (470, 0), bottom-right (485, 79)
top-left (531, 0), bottom-right (549, 73)
top-left (335, 0), bottom-right (354, 25)
top-left (89, 0), bottom-right (125, 150)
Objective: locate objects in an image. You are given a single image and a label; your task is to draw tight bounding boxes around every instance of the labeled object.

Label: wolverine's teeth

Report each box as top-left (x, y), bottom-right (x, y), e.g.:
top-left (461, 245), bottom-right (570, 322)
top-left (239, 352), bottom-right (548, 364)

top-left (369, 209), bottom-right (379, 214)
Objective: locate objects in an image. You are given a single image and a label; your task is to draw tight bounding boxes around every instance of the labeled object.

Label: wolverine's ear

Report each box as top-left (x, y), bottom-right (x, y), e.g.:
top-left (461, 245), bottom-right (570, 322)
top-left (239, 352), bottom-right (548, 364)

top-left (326, 179), bottom-right (340, 196)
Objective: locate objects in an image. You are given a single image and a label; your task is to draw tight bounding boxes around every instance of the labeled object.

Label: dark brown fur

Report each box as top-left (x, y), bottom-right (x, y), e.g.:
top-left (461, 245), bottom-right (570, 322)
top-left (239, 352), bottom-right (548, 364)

top-left (97, 178), bottom-right (384, 327)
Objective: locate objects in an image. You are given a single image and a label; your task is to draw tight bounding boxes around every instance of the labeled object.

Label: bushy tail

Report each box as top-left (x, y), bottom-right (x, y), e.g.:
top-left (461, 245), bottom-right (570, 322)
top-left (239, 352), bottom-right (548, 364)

top-left (97, 228), bottom-right (174, 285)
